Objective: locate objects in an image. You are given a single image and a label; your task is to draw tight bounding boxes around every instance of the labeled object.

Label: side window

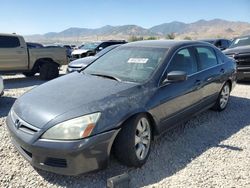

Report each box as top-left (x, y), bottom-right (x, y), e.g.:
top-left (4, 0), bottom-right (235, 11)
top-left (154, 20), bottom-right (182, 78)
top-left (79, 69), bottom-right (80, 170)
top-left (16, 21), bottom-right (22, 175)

top-left (216, 50), bottom-right (226, 64)
top-left (0, 36), bottom-right (20, 48)
top-left (221, 40), bottom-right (229, 48)
top-left (215, 40), bottom-right (222, 48)
top-left (167, 48), bottom-right (198, 75)
top-left (99, 42), bottom-right (109, 49)
top-left (196, 47), bottom-right (218, 70)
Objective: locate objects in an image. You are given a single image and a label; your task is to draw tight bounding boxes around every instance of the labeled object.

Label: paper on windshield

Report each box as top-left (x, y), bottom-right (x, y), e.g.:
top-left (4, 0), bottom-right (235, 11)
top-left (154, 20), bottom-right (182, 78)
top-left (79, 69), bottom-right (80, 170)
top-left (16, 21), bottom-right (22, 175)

top-left (128, 58), bottom-right (148, 64)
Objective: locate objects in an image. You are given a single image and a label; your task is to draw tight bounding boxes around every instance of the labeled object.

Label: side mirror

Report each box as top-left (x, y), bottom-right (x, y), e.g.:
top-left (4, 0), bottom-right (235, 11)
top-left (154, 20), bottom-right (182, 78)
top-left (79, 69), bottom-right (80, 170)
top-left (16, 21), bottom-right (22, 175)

top-left (163, 71), bottom-right (187, 83)
top-left (98, 47), bottom-right (103, 51)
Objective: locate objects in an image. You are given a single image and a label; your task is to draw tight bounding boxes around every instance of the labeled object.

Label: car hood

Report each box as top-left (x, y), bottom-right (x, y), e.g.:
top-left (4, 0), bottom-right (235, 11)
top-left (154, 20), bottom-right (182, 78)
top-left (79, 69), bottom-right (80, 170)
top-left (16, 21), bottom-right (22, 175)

top-left (71, 49), bottom-right (89, 55)
top-left (68, 56), bottom-right (97, 67)
top-left (223, 45), bottom-right (250, 55)
top-left (13, 72), bottom-right (139, 129)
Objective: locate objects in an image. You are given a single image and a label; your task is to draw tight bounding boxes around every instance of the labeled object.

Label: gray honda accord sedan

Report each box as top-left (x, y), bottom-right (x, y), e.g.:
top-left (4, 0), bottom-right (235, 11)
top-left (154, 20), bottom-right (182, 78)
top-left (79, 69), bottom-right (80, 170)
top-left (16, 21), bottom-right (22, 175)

top-left (7, 40), bottom-right (237, 175)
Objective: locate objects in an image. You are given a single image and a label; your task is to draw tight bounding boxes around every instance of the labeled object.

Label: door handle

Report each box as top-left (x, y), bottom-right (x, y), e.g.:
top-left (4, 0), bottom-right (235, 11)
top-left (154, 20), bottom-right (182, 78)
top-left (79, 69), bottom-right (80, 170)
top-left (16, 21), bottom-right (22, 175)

top-left (220, 68), bottom-right (225, 73)
top-left (206, 77), bottom-right (213, 82)
top-left (195, 80), bottom-right (202, 86)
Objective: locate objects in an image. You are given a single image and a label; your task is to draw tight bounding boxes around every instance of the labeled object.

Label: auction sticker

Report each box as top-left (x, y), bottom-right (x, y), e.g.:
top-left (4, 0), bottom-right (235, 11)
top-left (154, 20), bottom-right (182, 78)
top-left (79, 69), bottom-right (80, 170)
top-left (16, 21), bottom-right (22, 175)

top-left (128, 58), bottom-right (148, 64)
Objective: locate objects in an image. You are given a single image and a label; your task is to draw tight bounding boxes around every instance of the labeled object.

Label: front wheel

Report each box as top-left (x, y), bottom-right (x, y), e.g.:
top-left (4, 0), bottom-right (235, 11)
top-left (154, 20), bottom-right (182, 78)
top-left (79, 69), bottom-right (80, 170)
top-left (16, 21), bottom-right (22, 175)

top-left (113, 114), bottom-right (152, 167)
top-left (23, 71), bottom-right (36, 77)
top-left (212, 82), bottom-right (231, 111)
top-left (39, 62), bottom-right (59, 80)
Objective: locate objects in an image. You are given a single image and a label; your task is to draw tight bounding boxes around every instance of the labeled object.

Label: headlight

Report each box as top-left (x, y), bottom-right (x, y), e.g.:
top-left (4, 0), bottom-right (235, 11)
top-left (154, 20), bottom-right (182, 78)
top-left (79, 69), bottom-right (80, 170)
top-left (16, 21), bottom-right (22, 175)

top-left (41, 112), bottom-right (101, 140)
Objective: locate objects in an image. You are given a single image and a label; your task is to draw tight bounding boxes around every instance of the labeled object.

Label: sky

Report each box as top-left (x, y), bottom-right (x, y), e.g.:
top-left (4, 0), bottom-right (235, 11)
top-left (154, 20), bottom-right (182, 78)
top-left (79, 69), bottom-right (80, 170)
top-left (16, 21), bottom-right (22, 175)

top-left (0, 0), bottom-right (249, 35)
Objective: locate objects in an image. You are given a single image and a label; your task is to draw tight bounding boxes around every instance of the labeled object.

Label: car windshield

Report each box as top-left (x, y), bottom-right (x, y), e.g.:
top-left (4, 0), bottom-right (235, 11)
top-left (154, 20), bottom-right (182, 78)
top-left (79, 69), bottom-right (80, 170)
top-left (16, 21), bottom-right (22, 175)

top-left (95, 45), bottom-right (118, 58)
top-left (229, 36), bottom-right (250, 48)
top-left (80, 42), bottom-right (100, 50)
top-left (84, 46), bottom-right (168, 83)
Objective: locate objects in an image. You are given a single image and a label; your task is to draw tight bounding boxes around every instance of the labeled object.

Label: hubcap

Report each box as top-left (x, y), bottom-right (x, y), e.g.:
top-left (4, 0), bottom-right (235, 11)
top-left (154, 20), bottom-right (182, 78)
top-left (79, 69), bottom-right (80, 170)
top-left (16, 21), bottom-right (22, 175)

top-left (135, 117), bottom-right (151, 160)
top-left (220, 84), bottom-right (230, 109)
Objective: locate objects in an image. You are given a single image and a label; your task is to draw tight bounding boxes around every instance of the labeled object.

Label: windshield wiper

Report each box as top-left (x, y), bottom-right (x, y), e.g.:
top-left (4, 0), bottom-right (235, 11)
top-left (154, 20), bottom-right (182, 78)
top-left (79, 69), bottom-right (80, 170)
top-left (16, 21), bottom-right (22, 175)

top-left (90, 73), bottom-right (121, 82)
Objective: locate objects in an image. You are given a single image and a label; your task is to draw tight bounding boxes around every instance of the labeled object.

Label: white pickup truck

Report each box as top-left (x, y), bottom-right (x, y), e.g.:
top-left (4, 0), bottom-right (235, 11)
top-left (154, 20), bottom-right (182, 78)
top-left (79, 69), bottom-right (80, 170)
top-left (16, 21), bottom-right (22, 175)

top-left (0, 33), bottom-right (68, 80)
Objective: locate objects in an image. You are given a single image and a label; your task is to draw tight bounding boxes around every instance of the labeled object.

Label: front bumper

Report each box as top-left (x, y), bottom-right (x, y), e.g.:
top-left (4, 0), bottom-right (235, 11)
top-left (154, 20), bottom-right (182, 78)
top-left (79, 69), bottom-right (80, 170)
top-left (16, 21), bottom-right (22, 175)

top-left (6, 115), bottom-right (119, 176)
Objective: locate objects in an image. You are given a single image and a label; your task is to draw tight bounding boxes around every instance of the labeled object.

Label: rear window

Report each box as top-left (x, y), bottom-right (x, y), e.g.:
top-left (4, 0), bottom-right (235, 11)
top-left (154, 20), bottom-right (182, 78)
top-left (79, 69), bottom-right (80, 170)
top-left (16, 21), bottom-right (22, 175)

top-left (196, 47), bottom-right (218, 70)
top-left (0, 36), bottom-right (20, 48)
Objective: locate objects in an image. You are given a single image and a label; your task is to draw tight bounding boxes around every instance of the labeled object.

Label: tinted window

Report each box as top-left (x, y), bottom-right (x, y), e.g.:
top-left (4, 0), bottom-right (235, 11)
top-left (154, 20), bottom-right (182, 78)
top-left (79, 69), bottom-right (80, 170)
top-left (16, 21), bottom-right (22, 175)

top-left (167, 48), bottom-right (198, 75)
top-left (0, 36), bottom-right (20, 48)
top-left (99, 42), bottom-right (109, 49)
top-left (216, 51), bottom-right (224, 64)
top-left (221, 40), bottom-right (229, 48)
top-left (196, 47), bottom-right (218, 70)
top-left (215, 40), bottom-right (222, 47)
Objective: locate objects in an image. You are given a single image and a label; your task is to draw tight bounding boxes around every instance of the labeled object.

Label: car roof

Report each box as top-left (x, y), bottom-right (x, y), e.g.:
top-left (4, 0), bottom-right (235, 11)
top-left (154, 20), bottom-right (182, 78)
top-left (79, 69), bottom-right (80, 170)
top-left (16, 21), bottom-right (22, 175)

top-left (0, 33), bottom-right (23, 38)
top-left (122, 40), bottom-right (210, 49)
top-left (199, 38), bottom-right (230, 42)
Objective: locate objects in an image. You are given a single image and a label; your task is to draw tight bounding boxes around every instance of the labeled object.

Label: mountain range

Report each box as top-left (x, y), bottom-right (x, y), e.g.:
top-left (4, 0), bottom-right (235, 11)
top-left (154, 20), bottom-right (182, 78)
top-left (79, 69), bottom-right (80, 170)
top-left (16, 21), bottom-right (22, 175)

top-left (24, 19), bottom-right (250, 44)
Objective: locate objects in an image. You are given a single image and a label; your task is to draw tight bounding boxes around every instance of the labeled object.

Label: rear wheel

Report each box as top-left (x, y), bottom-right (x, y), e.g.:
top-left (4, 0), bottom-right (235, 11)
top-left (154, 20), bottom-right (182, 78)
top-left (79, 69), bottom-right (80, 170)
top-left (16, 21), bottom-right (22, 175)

top-left (212, 82), bottom-right (230, 111)
top-left (39, 62), bottom-right (59, 80)
top-left (113, 114), bottom-right (152, 167)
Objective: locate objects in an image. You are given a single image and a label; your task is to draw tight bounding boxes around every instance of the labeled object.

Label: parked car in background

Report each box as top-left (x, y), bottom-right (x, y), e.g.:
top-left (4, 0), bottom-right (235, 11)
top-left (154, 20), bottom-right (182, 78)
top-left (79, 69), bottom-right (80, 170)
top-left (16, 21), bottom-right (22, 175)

top-left (63, 45), bottom-right (74, 59)
top-left (223, 35), bottom-right (250, 80)
top-left (200, 38), bottom-right (231, 50)
top-left (44, 44), bottom-right (73, 59)
top-left (0, 34), bottom-right (68, 80)
top-left (0, 76), bottom-right (4, 96)
top-left (67, 44), bottom-right (121, 73)
top-left (71, 40), bottom-right (126, 60)
top-left (6, 40), bottom-right (236, 175)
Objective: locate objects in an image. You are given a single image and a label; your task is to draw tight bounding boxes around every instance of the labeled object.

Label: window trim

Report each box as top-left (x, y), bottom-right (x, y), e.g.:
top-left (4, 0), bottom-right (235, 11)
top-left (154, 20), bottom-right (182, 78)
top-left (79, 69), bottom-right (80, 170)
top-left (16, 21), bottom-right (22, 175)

top-left (0, 36), bottom-right (20, 48)
top-left (158, 45), bottom-right (199, 87)
top-left (194, 45), bottom-right (219, 70)
top-left (159, 44), bottom-right (225, 87)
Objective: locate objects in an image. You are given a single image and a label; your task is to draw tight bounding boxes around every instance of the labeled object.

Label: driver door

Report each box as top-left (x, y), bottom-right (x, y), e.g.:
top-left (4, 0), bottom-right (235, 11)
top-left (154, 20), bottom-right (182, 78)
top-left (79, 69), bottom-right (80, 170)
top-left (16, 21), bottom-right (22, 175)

top-left (150, 47), bottom-right (203, 131)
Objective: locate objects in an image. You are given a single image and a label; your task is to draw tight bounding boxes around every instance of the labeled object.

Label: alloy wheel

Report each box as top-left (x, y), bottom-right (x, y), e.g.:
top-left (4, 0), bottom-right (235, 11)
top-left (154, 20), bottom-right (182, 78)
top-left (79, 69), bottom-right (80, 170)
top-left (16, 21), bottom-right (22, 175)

top-left (220, 84), bottom-right (230, 109)
top-left (135, 117), bottom-right (151, 160)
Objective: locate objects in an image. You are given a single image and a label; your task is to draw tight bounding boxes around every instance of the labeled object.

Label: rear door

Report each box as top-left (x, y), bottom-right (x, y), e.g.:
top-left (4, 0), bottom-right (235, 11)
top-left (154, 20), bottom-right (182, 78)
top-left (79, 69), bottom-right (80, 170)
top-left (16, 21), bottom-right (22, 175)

top-left (0, 35), bottom-right (28, 71)
top-left (151, 47), bottom-right (203, 131)
top-left (194, 46), bottom-right (225, 105)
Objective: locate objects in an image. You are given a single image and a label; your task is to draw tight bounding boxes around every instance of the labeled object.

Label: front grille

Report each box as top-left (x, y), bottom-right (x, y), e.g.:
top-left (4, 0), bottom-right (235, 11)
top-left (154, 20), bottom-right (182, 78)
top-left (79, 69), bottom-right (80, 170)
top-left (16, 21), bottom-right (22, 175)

top-left (234, 55), bottom-right (250, 66)
top-left (80, 53), bottom-right (87, 58)
top-left (10, 110), bottom-right (40, 134)
top-left (44, 157), bottom-right (67, 168)
top-left (226, 53), bottom-right (250, 66)
top-left (72, 54), bottom-right (80, 59)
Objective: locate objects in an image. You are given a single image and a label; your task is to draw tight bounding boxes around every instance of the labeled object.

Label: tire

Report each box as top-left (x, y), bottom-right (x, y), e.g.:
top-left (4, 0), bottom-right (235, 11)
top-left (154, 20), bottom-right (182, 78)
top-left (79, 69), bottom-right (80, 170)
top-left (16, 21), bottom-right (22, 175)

top-left (113, 114), bottom-right (152, 167)
top-left (23, 71), bottom-right (35, 77)
top-left (39, 62), bottom-right (59, 80)
top-left (212, 82), bottom-right (231, 111)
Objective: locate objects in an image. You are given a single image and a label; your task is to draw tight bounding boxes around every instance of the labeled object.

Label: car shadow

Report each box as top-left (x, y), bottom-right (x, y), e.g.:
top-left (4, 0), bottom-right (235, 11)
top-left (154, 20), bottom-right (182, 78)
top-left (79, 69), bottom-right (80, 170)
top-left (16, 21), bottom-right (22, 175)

top-left (236, 80), bottom-right (250, 85)
top-left (3, 73), bottom-right (66, 89)
top-left (0, 96), bottom-right (16, 118)
top-left (35, 95), bottom-right (250, 187)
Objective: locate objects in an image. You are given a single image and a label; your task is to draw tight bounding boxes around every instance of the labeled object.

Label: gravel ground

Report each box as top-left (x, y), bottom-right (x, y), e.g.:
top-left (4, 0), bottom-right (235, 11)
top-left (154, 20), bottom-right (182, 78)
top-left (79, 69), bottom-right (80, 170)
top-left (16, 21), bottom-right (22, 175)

top-left (0, 68), bottom-right (249, 188)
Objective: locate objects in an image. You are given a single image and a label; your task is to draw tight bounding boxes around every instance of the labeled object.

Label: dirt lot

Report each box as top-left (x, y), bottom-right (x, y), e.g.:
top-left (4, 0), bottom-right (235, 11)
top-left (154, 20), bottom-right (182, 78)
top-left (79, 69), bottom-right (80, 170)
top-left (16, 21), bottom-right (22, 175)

top-left (0, 67), bottom-right (250, 188)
